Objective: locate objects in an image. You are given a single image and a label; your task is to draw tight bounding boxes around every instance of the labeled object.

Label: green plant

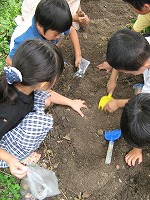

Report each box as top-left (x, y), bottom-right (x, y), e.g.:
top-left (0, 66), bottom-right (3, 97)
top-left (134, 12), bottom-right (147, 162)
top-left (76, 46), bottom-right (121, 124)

top-left (0, 0), bottom-right (22, 71)
top-left (126, 18), bottom-right (150, 35)
top-left (0, 171), bottom-right (21, 199)
top-left (126, 19), bottom-right (136, 29)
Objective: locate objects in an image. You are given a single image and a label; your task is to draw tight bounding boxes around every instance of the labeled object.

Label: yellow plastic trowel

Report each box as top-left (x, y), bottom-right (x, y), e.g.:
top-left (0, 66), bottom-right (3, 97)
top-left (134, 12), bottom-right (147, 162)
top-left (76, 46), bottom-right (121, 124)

top-left (98, 94), bottom-right (114, 110)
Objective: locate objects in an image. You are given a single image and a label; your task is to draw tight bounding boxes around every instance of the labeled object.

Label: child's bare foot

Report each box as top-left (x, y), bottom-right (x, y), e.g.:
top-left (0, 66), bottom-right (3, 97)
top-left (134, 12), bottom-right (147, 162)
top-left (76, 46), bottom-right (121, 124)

top-left (125, 148), bottom-right (142, 166)
top-left (97, 61), bottom-right (112, 72)
top-left (21, 152), bottom-right (41, 165)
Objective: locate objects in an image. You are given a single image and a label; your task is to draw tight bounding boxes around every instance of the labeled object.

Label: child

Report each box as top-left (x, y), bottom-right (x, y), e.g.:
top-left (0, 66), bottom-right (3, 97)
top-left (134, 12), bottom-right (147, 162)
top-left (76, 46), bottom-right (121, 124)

top-left (102, 28), bottom-right (150, 112)
top-left (120, 93), bottom-right (150, 166)
top-left (66, 0), bottom-right (90, 30)
top-left (97, 0), bottom-right (150, 91)
top-left (123, 0), bottom-right (150, 33)
top-left (0, 39), bottom-right (87, 179)
top-left (20, 0), bottom-right (90, 31)
top-left (6, 0), bottom-right (82, 68)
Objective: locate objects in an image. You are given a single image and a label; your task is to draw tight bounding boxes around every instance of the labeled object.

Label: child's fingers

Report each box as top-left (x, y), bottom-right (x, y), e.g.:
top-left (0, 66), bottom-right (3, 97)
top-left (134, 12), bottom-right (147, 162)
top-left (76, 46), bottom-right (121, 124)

top-left (11, 166), bottom-right (27, 179)
top-left (138, 157), bottom-right (142, 164)
top-left (97, 62), bottom-right (112, 72)
top-left (104, 103), bottom-right (113, 113)
top-left (81, 100), bottom-right (87, 107)
top-left (79, 110), bottom-right (84, 117)
top-left (125, 155), bottom-right (133, 166)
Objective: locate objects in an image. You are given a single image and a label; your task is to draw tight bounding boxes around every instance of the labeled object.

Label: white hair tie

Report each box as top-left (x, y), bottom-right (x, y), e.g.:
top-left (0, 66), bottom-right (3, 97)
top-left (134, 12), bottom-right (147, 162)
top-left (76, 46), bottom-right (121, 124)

top-left (4, 66), bottom-right (22, 84)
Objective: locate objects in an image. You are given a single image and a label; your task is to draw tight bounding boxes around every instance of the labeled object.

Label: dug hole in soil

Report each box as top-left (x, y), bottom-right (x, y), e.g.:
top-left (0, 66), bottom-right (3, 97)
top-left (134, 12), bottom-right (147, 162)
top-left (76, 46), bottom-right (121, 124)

top-left (39, 0), bottom-right (150, 199)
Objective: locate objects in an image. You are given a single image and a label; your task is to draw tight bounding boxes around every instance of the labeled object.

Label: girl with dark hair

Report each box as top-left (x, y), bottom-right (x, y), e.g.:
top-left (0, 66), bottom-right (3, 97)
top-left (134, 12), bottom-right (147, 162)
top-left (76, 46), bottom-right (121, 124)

top-left (0, 39), bottom-right (86, 178)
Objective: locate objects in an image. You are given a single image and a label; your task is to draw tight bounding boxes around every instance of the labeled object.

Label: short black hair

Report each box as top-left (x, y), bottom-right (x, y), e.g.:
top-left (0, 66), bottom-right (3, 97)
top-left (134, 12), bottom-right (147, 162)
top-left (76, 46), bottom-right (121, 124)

top-left (120, 93), bottom-right (150, 148)
top-left (106, 28), bottom-right (150, 71)
top-left (123, 0), bottom-right (150, 11)
top-left (34, 0), bottom-right (72, 33)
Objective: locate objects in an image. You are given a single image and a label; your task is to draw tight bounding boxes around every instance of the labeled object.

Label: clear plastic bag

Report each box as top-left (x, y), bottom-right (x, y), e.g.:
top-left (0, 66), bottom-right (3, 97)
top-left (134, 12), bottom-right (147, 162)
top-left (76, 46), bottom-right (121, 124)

top-left (74, 58), bottom-right (90, 78)
top-left (23, 165), bottom-right (60, 200)
top-left (20, 178), bottom-right (36, 200)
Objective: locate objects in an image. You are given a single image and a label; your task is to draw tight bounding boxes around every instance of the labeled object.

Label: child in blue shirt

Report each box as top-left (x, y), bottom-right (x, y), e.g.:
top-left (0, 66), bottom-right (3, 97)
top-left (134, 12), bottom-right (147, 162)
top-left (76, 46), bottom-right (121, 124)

top-left (6, 0), bottom-right (82, 68)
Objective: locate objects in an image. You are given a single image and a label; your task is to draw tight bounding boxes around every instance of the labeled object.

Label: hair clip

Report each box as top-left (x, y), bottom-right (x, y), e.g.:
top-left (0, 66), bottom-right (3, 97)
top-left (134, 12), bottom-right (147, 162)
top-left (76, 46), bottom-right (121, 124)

top-left (4, 66), bottom-right (22, 84)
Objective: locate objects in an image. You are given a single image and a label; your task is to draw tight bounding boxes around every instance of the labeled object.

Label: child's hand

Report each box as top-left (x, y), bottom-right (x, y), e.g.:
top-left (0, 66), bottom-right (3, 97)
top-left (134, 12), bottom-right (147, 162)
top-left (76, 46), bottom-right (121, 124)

top-left (78, 15), bottom-right (90, 25)
top-left (75, 55), bottom-right (82, 68)
top-left (125, 148), bottom-right (142, 166)
top-left (97, 61), bottom-right (112, 72)
top-left (70, 99), bottom-right (87, 117)
top-left (104, 99), bottom-right (119, 113)
top-left (8, 157), bottom-right (27, 179)
top-left (104, 99), bottom-right (128, 113)
top-left (107, 78), bottom-right (117, 94)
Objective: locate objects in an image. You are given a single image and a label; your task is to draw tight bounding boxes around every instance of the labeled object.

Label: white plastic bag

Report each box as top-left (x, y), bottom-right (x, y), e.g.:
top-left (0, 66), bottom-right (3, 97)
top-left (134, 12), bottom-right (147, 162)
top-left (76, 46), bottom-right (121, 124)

top-left (74, 58), bottom-right (90, 78)
top-left (27, 165), bottom-right (60, 200)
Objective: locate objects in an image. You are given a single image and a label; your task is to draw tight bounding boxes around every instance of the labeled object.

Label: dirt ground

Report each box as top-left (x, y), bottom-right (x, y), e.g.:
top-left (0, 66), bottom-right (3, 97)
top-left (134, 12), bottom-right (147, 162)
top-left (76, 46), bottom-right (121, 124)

top-left (39, 0), bottom-right (150, 199)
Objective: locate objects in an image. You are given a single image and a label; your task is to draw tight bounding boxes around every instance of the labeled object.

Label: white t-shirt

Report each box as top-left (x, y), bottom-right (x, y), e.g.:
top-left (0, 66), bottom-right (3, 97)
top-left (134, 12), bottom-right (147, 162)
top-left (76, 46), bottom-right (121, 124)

top-left (142, 37), bottom-right (150, 93)
top-left (22, 0), bottom-right (41, 20)
top-left (142, 69), bottom-right (150, 93)
top-left (66, 0), bottom-right (80, 15)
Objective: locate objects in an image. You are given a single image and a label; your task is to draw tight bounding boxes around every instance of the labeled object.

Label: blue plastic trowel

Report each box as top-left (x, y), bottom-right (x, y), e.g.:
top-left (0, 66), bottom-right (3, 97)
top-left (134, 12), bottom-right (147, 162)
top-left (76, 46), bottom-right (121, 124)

top-left (104, 129), bottom-right (122, 164)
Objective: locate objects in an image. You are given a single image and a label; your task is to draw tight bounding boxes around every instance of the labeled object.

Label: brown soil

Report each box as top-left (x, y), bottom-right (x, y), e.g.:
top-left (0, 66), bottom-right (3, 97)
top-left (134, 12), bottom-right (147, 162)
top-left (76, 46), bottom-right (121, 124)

top-left (39, 0), bottom-right (150, 199)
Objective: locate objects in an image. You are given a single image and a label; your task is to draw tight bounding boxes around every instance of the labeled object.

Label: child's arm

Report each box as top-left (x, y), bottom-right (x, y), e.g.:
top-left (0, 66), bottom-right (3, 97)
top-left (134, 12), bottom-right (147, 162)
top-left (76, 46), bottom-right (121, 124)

top-left (125, 148), bottom-right (142, 166)
top-left (6, 55), bottom-right (12, 66)
top-left (104, 99), bottom-right (129, 113)
top-left (46, 90), bottom-right (87, 117)
top-left (0, 148), bottom-right (27, 178)
top-left (69, 26), bottom-right (82, 67)
top-left (107, 68), bottom-right (118, 94)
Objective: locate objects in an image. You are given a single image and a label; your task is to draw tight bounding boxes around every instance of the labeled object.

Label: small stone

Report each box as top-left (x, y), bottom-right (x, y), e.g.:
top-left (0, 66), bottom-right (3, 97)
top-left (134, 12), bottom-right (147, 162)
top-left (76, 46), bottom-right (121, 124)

top-left (119, 178), bottom-right (122, 183)
top-left (41, 163), bottom-right (47, 169)
top-left (83, 33), bottom-right (88, 39)
top-left (101, 140), bottom-right (107, 146)
top-left (63, 134), bottom-right (71, 141)
top-left (62, 158), bottom-right (68, 163)
top-left (130, 178), bottom-right (134, 183)
top-left (53, 163), bottom-right (59, 169)
top-left (97, 129), bottom-right (104, 136)
top-left (101, 36), bottom-right (107, 41)
top-left (82, 191), bottom-right (92, 198)
top-left (147, 153), bottom-right (150, 158)
top-left (116, 165), bottom-right (120, 170)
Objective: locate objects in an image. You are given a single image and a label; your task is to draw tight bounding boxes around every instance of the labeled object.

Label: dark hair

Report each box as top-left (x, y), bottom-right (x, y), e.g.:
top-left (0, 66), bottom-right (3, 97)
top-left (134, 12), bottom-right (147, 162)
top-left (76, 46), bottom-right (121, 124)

top-left (0, 39), bottom-right (64, 102)
top-left (34, 0), bottom-right (72, 33)
top-left (120, 93), bottom-right (150, 148)
top-left (106, 28), bottom-right (150, 71)
top-left (123, 0), bottom-right (150, 11)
